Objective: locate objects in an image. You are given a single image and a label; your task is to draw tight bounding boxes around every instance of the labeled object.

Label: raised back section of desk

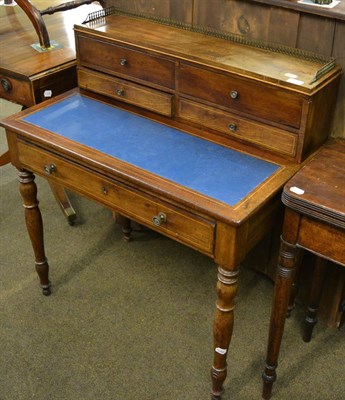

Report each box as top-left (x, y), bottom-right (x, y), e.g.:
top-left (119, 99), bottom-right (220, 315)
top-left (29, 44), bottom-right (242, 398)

top-left (74, 9), bottom-right (341, 163)
top-left (104, 0), bottom-right (345, 139)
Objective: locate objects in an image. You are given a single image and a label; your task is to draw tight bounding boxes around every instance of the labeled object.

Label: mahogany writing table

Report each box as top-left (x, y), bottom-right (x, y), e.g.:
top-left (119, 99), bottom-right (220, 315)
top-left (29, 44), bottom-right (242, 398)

top-left (1, 88), bottom-right (299, 398)
top-left (262, 139), bottom-right (345, 399)
top-left (1, 10), bottom-right (341, 398)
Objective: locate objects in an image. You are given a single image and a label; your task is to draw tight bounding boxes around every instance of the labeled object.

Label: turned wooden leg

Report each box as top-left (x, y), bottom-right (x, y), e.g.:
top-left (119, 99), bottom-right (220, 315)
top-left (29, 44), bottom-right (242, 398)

top-left (286, 248), bottom-right (303, 318)
top-left (18, 170), bottom-right (51, 296)
top-left (211, 266), bottom-right (239, 399)
top-left (303, 257), bottom-right (327, 343)
top-left (113, 212), bottom-right (132, 241)
top-left (262, 236), bottom-right (298, 399)
top-left (48, 181), bottom-right (77, 225)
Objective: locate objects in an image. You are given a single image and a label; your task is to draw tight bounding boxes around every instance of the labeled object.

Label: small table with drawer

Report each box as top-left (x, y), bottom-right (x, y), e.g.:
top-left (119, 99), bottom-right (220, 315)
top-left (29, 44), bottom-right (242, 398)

top-left (262, 139), bottom-right (345, 399)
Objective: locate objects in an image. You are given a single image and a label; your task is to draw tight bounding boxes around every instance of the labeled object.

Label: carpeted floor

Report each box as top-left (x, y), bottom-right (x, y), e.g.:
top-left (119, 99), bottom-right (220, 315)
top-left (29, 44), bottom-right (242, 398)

top-left (1, 99), bottom-right (344, 400)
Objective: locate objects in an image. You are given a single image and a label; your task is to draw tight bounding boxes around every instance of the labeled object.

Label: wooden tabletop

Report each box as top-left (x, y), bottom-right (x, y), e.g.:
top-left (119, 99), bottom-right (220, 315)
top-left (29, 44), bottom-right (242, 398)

top-left (0, 0), bottom-right (101, 79)
top-left (282, 139), bottom-right (345, 227)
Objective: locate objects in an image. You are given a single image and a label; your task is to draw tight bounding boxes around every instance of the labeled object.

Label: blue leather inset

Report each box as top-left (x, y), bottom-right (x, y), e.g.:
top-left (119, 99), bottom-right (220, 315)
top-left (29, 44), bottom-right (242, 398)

top-left (23, 94), bottom-right (279, 206)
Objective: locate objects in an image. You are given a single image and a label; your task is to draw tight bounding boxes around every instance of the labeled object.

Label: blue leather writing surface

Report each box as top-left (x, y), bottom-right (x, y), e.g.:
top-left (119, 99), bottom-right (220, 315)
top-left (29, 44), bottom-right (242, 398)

top-left (23, 94), bottom-right (279, 206)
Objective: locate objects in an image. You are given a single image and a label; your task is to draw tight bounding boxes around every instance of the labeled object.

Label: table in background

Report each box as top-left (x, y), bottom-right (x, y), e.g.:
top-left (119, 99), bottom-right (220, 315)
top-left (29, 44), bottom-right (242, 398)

top-left (0, 0), bottom-right (102, 222)
top-left (262, 139), bottom-right (345, 399)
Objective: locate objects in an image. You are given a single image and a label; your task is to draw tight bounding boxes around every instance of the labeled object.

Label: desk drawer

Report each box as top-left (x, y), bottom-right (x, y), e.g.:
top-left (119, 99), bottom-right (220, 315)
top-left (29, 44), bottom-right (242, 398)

top-left (17, 141), bottom-right (215, 255)
top-left (178, 99), bottom-right (297, 157)
top-left (178, 63), bottom-right (303, 128)
top-left (77, 35), bottom-right (175, 89)
top-left (78, 68), bottom-right (173, 117)
top-left (0, 74), bottom-right (34, 107)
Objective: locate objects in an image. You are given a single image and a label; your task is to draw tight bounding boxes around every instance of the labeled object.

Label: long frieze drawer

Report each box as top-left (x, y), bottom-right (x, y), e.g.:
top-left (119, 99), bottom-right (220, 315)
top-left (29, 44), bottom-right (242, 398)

top-left (178, 99), bottom-right (297, 157)
top-left (178, 63), bottom-right (303, 129)
top-left (17, 141), bottom-right (215, 255)
top-left (77, 35), bottom-right (175, 89)
top-left (78, 68), bottom-right (173, 117)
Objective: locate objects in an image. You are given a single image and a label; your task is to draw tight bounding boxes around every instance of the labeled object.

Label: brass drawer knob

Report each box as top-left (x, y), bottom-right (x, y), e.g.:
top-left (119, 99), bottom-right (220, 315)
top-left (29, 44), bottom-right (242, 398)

top-left (152, 212), bottom-right (167, 227)
top-left (119, 58), bottom-right (127, 66)
top-left (228, 123), bottom-right (237, 132)
top-left (1, 78), bottom-right (12, 93)
top-left (116, 88), bottom-right (124, 96)
top-left (44, 163), bottom-right (56, 175)
top-left (230, 90), bottom-right (238, 99)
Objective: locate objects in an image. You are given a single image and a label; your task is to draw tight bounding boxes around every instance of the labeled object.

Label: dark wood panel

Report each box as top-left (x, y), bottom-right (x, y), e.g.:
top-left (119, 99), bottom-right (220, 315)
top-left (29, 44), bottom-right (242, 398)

top-left (193, 0), bottom-right (271, 40)
top-left (268, 7), bottom-right (299, 47)
top-left (297, 14), bottom-right (335, 56)
top-left (170, 0), bottom-right (193, 23)
top-left (108, 0), bottom-right (193, 22)
top-left (109, 0), bottom-right (170, 17)
top-left (331, 22), bottom-right (345, 138)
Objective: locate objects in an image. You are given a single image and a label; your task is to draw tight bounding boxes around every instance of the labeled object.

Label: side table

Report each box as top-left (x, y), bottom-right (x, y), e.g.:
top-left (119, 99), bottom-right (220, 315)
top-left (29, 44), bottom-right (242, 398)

top-left (262, 139), bottom-right (345, 399)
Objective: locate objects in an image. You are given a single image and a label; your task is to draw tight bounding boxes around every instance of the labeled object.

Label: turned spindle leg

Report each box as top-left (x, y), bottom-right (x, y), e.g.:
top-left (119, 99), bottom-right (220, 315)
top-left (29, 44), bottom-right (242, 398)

top-left (211, 266), bottom-right (239, 399)
top-left (286, 249), bottom-right (303, 318)
top-left (18, 170), bottom-right (51, 296)
top-left (113, 212), bottom-right (132, 241)
top-left (303, 257), bottom-right (327, 343)
top-left (262, 237), bottom-right (297, 399)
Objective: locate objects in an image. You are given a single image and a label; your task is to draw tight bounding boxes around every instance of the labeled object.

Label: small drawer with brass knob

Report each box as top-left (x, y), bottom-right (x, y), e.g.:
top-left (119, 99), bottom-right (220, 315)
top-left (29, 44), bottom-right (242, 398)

top-left (178, 63), bottom-right (302, 128)
top-left (78, 68), bottom-right (173, 117)
top-left (178, 98), bottom-right (298, 157)
top-left (76, 35), bottom-right (175, 89)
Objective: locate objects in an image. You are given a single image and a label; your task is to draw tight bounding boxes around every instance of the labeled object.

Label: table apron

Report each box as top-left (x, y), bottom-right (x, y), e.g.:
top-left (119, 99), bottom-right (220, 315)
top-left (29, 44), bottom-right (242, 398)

top-left (297, 216), bottom-right (345, 266)
top-left (16, 139), bottom-right (216, 256)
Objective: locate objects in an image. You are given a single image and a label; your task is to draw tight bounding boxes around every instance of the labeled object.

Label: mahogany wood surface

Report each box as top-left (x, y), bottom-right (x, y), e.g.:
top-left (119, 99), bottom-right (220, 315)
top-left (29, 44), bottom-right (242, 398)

top-left (75, 13), bottom-right (341, 164)
top-left (262, 139), bottom-right (345, 399)
top-left (0, 0), bottom-right (102, 106)
top-left (0, 11), bottom-right (342, 399)
top-left (107, 0), bottom-right (345, 139)
top-left (1, 0), bottom-right (102, 222)
top-left (1, 87), bottom-right (296, 399)
top-left (105, 0), bottom-right (345, 328)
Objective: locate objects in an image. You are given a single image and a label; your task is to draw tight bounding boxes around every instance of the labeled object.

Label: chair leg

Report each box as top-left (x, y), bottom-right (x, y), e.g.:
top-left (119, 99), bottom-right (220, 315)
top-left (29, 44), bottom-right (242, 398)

top-left (303, 257), bottom-right (327, 343)
top-left (48, 181), bottom-right (77, 225)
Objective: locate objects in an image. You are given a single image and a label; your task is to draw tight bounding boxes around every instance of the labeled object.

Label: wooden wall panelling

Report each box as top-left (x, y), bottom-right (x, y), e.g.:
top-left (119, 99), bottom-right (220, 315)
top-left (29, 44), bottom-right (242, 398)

top-left (107, 0), bottom-right (194, 22)
top-left (267, 6), bottom-right (299, 47)
top-left (297, 13), bottom-right (335, 56)
top-left (193, 0), bottom-right (271, 40)
top-left (331, 22), bottom-right (345, 138)
top-left (169, 0), bottom-right (194, 23)
top-left (109, 0), bottom-right (170, 17)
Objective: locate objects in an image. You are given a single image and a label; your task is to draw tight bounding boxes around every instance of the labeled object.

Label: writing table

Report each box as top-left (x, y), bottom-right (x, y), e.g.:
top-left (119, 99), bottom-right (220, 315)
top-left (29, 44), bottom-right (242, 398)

top-left (1, 9), bottom-right (342, 399)
top-left (2, 88), bottom-right (298, 398)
